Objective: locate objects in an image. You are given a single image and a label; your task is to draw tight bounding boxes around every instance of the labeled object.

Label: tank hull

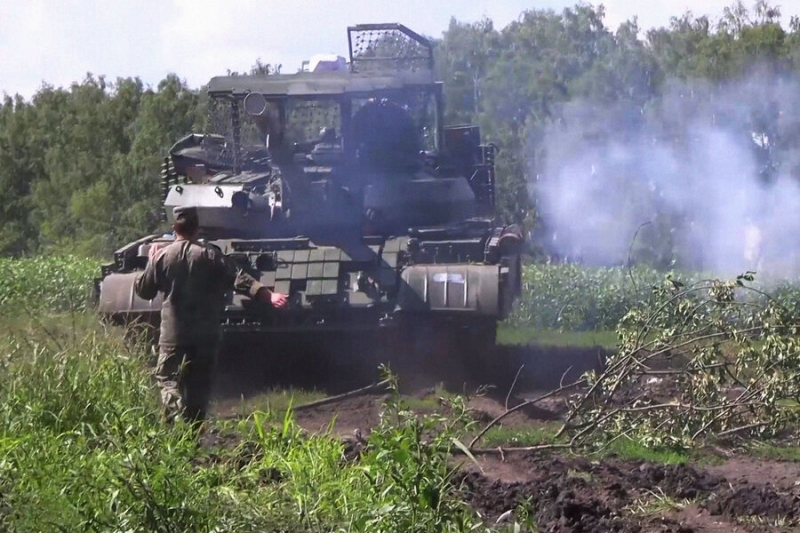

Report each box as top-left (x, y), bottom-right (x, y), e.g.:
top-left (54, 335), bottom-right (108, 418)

top-left (96, 229), bottom-right (522, 388)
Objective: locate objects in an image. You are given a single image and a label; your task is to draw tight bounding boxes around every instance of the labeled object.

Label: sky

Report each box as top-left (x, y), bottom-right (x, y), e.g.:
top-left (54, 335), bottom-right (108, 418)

top-left (2, 0), bottom-right (799, 99)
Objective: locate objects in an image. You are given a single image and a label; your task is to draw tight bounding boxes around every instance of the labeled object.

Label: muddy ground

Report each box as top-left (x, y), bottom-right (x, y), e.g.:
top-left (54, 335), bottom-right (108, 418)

top-left (209, 343), bottom-right (800, 533)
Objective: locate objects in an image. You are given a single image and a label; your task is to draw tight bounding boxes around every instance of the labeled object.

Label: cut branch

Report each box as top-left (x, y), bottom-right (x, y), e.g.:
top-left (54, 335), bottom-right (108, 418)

top-left (469, 380), bottom-right (582, 449)
top-left (294, 380), bottom-right (391, 410)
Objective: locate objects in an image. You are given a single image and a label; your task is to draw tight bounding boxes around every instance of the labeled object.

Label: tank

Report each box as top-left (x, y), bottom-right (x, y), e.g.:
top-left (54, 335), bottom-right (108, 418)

top-left (95, 24), bottom-right (523, 386)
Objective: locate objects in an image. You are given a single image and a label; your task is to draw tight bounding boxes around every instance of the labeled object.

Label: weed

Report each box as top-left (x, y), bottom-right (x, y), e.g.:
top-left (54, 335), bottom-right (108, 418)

top-left (627, 487), bottom-right (692, 516)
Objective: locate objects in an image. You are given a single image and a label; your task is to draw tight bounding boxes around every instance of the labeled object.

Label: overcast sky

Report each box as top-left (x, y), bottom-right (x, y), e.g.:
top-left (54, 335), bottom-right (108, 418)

top-left (3, 0), bottom-right (798, 99)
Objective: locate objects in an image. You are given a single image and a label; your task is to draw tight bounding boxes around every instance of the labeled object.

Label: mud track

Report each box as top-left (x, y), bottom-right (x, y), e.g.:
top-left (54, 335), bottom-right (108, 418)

top-left (457, 454), bottom-right (800, 532)
top-left (212, 334), bottom-right (609, 398)
top-left (209, 342), bottom-right (800, 533)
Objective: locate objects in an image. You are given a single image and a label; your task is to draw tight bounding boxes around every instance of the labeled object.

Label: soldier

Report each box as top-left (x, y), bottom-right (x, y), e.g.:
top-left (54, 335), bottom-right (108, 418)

top-left (134, 206), bottom-right (288, 424)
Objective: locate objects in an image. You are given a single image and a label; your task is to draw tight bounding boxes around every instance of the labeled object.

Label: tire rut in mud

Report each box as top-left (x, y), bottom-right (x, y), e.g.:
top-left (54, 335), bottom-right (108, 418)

top-left (457, 457), bottom-right (711, 532)
top-left (457, 454), bottom-right (800, 532)
top-left (703, 483), bottom-right (800, 524)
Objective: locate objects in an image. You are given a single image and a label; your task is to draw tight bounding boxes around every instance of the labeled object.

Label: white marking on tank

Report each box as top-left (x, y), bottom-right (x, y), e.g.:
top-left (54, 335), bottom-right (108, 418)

top-left (444, 271), bottom-right (449, 307)
top-left (433, 273), bottom-right (465, 283)
top-left (463, 270), bottom-right (468, 308)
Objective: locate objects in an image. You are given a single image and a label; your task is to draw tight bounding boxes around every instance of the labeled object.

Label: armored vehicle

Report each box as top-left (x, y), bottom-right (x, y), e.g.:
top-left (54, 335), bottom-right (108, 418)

top-left (96, 24), bottom-right (523, 385)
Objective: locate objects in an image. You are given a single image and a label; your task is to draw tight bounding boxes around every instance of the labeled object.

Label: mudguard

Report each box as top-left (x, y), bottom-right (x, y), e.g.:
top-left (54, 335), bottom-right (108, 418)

top-left (397, 264), bottom-right (501, 316)
top-left (97, 272), bottom-right (162, 319)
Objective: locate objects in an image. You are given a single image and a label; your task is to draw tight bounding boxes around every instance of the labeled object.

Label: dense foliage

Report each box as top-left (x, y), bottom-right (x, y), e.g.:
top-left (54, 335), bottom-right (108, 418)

top-left (2, 2), bottom-right (799, 258)
top-left (508, 263), bottom-right (800, 332)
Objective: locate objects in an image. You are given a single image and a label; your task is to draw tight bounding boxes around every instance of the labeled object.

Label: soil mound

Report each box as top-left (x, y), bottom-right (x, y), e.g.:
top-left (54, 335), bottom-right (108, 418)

top-left (704, 483), bottom-right (800, 522)
top-left (456, 456), bottom-right (700, 532)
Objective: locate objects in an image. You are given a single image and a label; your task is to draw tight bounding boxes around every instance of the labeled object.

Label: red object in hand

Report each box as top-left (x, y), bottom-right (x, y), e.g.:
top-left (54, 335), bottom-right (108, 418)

top-left (270, 292), bottom-right (289, 308)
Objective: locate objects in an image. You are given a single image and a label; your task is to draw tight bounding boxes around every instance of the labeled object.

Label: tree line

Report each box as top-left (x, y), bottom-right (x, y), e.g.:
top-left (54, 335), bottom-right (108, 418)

top-left (1, 1), bottom-right (799, 259)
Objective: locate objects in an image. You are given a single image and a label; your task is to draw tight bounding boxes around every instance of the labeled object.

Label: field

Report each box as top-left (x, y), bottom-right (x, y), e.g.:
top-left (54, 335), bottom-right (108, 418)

top-left (4, 257), bottom-right (800, 532)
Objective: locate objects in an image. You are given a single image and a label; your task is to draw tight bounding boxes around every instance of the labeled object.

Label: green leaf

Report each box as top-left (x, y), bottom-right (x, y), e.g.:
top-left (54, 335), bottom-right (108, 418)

top-left (450, 437), bottom-right (481, 471)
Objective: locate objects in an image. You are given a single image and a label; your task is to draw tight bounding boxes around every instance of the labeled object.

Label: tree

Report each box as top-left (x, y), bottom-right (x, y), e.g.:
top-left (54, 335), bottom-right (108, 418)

top-left (2, 1), bottom-right (800, 264)
top-left (435, 18), bottom-right (499, 125)
top-left (0, 95), bottom-right (41, 255)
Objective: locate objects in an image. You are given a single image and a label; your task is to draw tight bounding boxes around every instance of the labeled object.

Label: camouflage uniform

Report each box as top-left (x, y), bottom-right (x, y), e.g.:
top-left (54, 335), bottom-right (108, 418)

top-left (134, 209), bottom-right (265, 423)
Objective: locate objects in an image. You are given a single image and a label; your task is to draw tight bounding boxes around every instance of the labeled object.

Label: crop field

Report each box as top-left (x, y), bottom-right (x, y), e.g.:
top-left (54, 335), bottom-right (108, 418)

top-left (4, 256), bottom-right (800, 532)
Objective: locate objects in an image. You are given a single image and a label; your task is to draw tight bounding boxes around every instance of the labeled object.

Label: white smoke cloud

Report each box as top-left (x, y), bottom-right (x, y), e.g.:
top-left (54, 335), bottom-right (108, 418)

top-left (534, 72), bottom-right (800, 278)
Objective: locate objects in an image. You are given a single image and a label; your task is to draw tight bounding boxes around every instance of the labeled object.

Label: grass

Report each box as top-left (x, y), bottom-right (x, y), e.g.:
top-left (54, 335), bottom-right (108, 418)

top-left (0, 309), bottom-right (488, 533)
top-left (478, 425), bottom-right (721, 467)
top-left (598, 437), bottom-right (689, 464)
top-left (0, 255), bottom-right (98, 316)
top-left (12, 256), bottom-right (800, 530)
top-left (478, 424), bottom-right (694, 466)
top-left (497, 325), bottom-right (618, 349)
top-left (480, 422), bottom-right (565, 448)
top-left (749, 442), bottom-right (800, 462)
top-left (735, 515), bottom-right (794, 528)
top-left (217, 388), bottom-right (328, 420)
top-left (402, 383), bottom-right (458, 411)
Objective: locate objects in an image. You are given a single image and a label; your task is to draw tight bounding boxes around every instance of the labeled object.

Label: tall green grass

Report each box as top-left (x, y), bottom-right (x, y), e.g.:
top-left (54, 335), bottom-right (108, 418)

top-left (0, 256), bottom-right (98, 315)
top-left (0, 313), bottom-right (487, 532)
top-left (0, 318), bottom-right (218, 532)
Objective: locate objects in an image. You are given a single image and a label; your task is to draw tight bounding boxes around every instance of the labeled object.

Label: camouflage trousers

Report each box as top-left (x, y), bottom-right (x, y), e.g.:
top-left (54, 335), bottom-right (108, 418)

top-left (155, 344), bottom-right (218, 424)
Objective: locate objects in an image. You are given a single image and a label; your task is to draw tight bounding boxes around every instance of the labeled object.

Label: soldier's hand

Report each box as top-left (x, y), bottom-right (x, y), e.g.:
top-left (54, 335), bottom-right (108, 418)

top-left (255, 288), bottom-right (288, 308)
top-left (271, 292), bottom-right (289, 309)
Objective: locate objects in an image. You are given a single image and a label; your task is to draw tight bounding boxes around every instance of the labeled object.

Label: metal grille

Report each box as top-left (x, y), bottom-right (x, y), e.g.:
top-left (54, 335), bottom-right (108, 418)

top-left (206, 96), bottom-right (230, 139)
top-left (348, 24), bottom-right (433, 73)
top-left (285, 100), bottom-right (342, 143)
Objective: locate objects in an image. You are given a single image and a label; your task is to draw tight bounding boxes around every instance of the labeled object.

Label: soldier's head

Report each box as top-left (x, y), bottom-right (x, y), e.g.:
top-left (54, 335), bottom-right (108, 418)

top-left (173, 206), bottom-right (200, 239)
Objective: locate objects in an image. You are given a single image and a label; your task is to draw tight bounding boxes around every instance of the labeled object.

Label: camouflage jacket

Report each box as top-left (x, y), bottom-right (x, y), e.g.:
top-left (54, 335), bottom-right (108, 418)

top-left (134, 239), bottom-right (265, 346)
